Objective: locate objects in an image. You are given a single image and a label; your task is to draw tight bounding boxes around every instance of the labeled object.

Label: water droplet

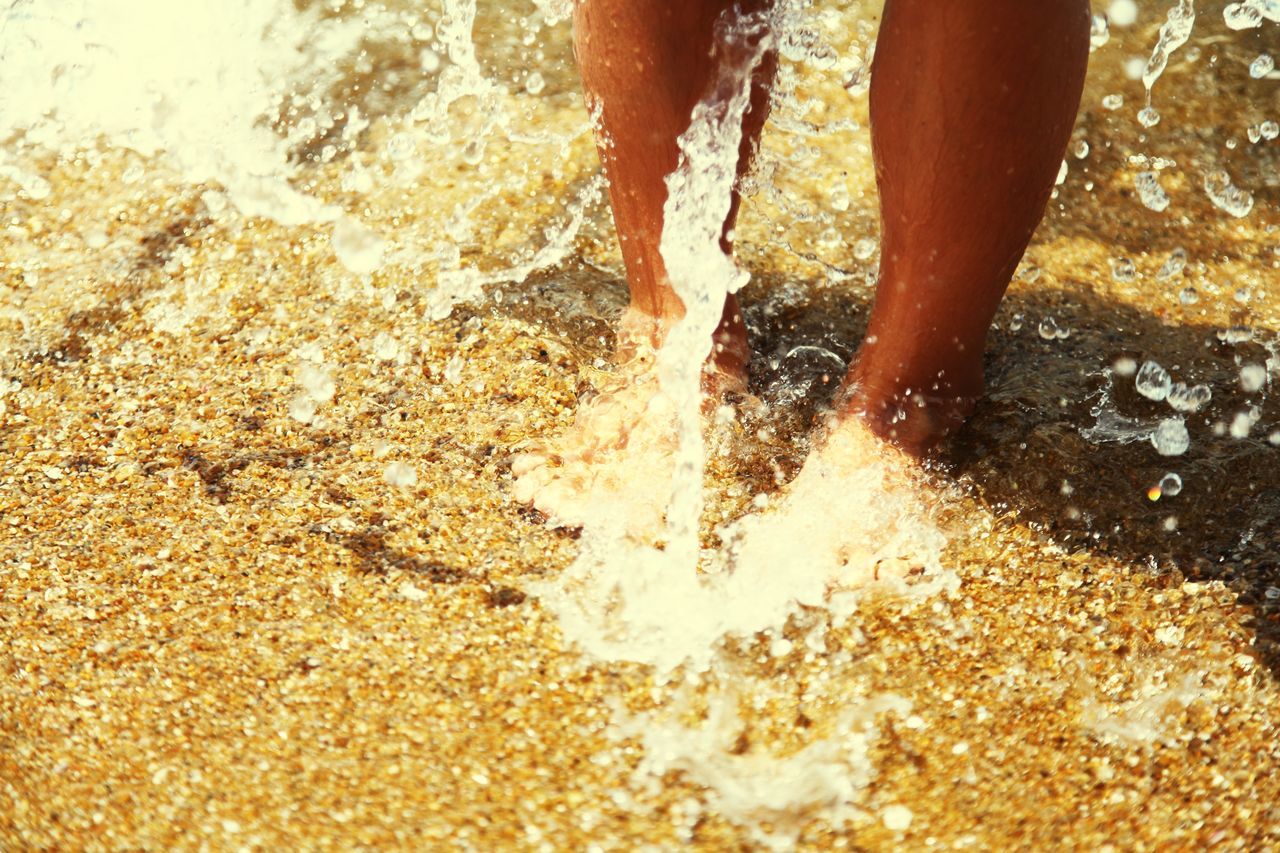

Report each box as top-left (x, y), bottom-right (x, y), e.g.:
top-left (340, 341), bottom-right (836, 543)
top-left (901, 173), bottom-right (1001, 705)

top-left (1090, 14), bottom-right (1111, 49)
top-left (1109, 0), bottom-right (1139, 26)
top-left (384, 461), bottom-right (418, 488)
top-left (1137, 106), bottom-right (1161, 128)
top-left (299, 363), bottom-right (335, 402)
top-left (1111, 257), bottom-right (1138, 282)
top-left (1249, 54), bottom-right (1275, 78)
top-left (289, 395), bottom-right (317, 424)
top-left (1218, 326), bottom-right (1254, 344)
top-left (852, 237), bottom-right (877, 261)
top-left (882, 804), bottom-right (913, 832)
top-left (1102, 94), bottom-right (1124, 110)
top-left (1167, 382), bottom-right (1211, 413)
top-left (1240, 364), bottom-right (1266, 392)
top-left (373, 332), bottom-right (401, 362)
top-left (1134, 171), bottom-right (1170, 212)
top-left (524, 71), bottom-right (546, 95)
top-left (1113, 356), bottom-right (1138, 377)
top-left (1073, 139), bottom-right (1091, 159)
top-left (1156, 248), bottom-right (1187, 280)
top-left (443, 353), bottom-right (465, 384)
top-left (1152, 418), bottom-right (1190, 456)
top-left (1204, 170), bottom-right (1254, 218)
top-left (1177, 286), bottom-right (1199, 305)
top-left (1224, 3), bottom-right (1264, 29)
top-left (1039, 316), bottom-right (1070, 340)
top-left (829, 185), bottom-right (850, 212)
top-left (1159, 472), bottom-right (1183, 497)
top-left (1135, 361), bottom-right (1172, 401)
top-left (331, 217), bottom-right (387, 274)
top-left (1230, 407), bottom-right (1261, 439)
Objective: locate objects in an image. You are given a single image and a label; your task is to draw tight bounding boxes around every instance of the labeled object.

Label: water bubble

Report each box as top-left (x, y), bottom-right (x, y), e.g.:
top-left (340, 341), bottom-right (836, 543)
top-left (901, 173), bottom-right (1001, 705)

top-left (1090, 14), bottom-right (1112, 49)
top-left (1008, 313), bottom-right (1024, 333)
top-left (373, 332), bottom-right (401, 362)
top-left (1134, 171), bottom-right (1170, 212)
top-left (1204, 170), bottom-right (1254, 218)
top-left (383, 461), bottom-right (418, 488)
top-left (462, 139), bottom-right (485, 166)
top-left (1157, 248), bottom-right (1187, 280)
top-left (1261, 121), bottom-right (1280, 140)
top-left (829, 185), bottom-right (850, 212)
top-left (1152, 418), bottom-right (1190, 455)
top-left (1218, 326), bottom-right (1254, 344)
top-left (524, 71), bottom-right (546, 95)
top-left (1224, 3), bottom-right (1264, 29)
top-left (331, 217), bottom-right (387, 275)
top-left (1109, 0), bottom-right (1139, 26)
top-left (882, 804), bottom-right (914, 832)
top-left (1250, 54), bottom-right (1275, 78)
top-left (1234, 287), bottom-right (1252, 304)
top-left (1167, 382), bottom-right (1211, 413)
top-left (1229, 407), bottom-right (1260, 439)
top-left (1137, 106), bottom-right (1161, 128)
top-left (1073, 140), bottom-right (1091, 159)
top-left (1102, 94), bottom-right (1124, 110)
top-left (1038, 316), bottom-right (1070, 340)
top-left (1135, 361), bottom-right (1172, 401)
top-left (443, 353), bottom-right (465, 384)
top-left (1240, 364), bottom-right (1267, 392)
top-left (1163, 515), bottom-right (1179, 532)
top-left (1113, 356), bottom-right (1138, 377)
top-left (1111, 257), bottom-right (1138, 282)
top-left (1159, 472), bottom-right (1184, 497)
top-left (289, 395), bottom-right (317, 424)
top-left (852, 237), bottom-right (877, 261)
top-left (1269, 429), bottom-right (1280, 446)
top-left (299, 363), bottom-right (335, 402)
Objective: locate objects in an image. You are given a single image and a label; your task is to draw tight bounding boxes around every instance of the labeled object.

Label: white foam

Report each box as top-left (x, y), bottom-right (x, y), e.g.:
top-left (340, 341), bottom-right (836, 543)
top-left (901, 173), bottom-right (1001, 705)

top-left (0, 0), bottom-right (358, 224)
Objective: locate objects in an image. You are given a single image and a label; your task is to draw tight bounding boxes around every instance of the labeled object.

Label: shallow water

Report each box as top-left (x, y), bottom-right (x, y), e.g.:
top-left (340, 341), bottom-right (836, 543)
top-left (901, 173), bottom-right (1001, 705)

top-left (2, 0), bottom-right (1280, 848)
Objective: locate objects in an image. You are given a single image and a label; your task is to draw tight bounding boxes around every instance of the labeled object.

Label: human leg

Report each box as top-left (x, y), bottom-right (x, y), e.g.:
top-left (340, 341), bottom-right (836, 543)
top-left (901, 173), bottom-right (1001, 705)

top-left (846, 0), bottom-right (1092, 453)
top-left (513, 0), bottom-right (776, 529)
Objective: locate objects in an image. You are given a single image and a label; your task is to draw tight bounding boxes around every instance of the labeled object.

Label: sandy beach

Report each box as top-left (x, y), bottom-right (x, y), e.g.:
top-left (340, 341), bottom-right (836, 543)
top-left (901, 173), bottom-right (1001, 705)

top-left (3, 1), bottom-right (1280, 848)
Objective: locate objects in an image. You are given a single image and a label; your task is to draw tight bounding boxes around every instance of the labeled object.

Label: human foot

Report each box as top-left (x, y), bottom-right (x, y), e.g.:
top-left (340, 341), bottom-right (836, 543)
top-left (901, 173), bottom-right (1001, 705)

top-left (719, 415), bottom-right (945, 591)
top-left (838, 343), bottom-right (984, 456)
top-left (511, 306), bottom-right (749, 534)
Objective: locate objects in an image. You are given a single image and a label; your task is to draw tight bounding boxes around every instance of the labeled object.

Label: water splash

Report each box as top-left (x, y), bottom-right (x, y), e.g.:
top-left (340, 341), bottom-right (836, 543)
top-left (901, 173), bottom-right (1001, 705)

top-left (1138, 0), bottom-right (1196, 129)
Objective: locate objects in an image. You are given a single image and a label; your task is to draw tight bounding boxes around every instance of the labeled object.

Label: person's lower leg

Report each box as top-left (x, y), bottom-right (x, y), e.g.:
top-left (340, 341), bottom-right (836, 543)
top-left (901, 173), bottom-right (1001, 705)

top-left (846, 0), bottom-right (1091, 452)
top-left (573, 0), bottom-right (774, 377)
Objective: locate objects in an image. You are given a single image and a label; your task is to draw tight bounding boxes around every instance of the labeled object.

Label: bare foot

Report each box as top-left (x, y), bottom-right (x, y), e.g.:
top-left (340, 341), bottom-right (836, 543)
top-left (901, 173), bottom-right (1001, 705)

top-left (720, 414), bottom-right (945, 591)
top-left (512, 306), bottom-right (749, 534)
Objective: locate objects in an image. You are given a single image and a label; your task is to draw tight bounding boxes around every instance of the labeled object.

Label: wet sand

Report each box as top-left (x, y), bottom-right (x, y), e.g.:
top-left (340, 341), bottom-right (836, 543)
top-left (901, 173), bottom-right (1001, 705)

top-left (4, 2), bottom-right (1280, 849)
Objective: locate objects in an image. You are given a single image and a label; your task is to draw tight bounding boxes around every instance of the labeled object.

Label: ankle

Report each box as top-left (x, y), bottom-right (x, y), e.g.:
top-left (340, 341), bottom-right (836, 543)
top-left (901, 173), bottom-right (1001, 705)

top-left (841, 354), bottom-right (983, 455)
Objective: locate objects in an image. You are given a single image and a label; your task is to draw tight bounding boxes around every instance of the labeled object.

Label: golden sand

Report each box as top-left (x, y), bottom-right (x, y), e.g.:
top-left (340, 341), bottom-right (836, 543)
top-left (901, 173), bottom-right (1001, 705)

top-left (4, 2), bottom-right (1280, 849)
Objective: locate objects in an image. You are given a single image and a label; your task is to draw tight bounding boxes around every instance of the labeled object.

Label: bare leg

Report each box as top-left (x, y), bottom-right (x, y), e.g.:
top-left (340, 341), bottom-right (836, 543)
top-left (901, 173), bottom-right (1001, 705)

top-left (728, 0), bottom-right (1091, 582)
top-left (575, 0), bottom-right (774, 374)
top-left (845, 0), bottom-right (1092, 454)
top-left (513, 0), bottom-right (775, 529)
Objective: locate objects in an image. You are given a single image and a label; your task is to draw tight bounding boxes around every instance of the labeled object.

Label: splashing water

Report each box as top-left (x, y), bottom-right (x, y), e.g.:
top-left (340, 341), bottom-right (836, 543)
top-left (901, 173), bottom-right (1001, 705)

top-left (1138, 0), bottom-right (1196, 129)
